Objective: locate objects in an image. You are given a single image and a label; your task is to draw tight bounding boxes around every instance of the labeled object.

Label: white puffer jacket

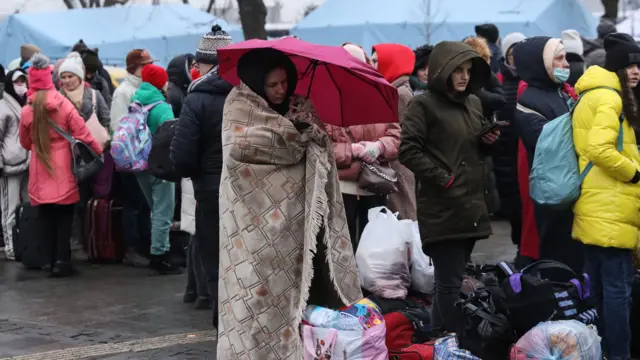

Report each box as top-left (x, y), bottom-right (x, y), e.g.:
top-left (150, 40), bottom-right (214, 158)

top-left (180, 178), bottom-right (196, 235)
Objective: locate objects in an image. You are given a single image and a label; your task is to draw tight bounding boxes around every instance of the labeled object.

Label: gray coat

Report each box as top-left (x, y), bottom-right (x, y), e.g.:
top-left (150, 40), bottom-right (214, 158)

top-left (60, 87), bottom-right (110, 127)
top-left (0, 92), bottom-right (29, 175)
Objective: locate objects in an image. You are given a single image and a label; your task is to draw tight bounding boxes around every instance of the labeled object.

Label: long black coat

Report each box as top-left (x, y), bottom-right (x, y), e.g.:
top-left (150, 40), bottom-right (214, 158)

top-left (170, 70), bottom-right (232, 197)
top-left (166, 54), bottom-right (194, 117)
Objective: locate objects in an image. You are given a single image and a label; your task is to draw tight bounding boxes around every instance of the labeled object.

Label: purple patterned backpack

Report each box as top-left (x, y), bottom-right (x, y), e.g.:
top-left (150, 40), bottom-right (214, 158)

top-left (110, 101), bottom-right (163, 172)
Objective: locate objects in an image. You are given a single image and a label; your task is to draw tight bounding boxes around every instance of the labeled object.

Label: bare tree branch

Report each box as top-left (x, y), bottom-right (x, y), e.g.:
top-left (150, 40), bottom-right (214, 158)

top-left (103, 0), bottom-right (129, 6)
top-left (183, 0), bottom-right (190, 3)
top-left (237, 0), bottom-right (267, 40)
top-left (207, 0), bottom-right (216, 13)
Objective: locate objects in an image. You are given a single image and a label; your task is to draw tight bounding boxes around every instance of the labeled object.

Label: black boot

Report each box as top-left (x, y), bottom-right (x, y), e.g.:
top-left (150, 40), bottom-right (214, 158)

top-left (193, 296), bottom-right (211, 310)
top-left (51, 261), bottom-right (77, 278)
top-left (149, 253), bottom-right (183, 275)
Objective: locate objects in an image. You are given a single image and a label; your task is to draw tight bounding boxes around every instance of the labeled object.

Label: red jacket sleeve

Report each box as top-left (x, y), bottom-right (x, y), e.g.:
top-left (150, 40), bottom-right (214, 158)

top-left (19, 109), bottom-right (32, 150)
top-left (378, 123), bottom-right (401, 161)
top-left (497, 72), bottom-right (504, 84)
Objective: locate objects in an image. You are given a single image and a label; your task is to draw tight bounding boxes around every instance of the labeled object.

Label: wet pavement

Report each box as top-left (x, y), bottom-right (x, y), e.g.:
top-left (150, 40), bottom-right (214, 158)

top-left (0, 221), bottom-right (515, 359)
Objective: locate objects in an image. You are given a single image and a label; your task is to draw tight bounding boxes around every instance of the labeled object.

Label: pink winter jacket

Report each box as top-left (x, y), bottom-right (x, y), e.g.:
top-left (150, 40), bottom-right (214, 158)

top-left (325, 123), bottom-right (401, 181)
top-left (19, 91), bottom-right (103, 206)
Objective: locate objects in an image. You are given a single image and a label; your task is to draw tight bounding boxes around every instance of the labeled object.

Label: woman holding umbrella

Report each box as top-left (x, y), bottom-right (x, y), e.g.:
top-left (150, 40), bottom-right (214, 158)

top-left (217, 48), bottom-right (362, 359)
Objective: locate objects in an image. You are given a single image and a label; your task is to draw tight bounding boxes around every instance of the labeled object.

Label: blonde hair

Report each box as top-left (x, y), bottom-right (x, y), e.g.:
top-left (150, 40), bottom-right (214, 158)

top-left (31, 90), bottom-right (54, 175)
top-left (464, 37), bottom-right (492, 64)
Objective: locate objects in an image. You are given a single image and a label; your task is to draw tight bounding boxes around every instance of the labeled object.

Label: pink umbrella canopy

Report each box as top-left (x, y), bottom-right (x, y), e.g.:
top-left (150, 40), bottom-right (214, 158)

top-left (217, 37), bottom-right (399, 127)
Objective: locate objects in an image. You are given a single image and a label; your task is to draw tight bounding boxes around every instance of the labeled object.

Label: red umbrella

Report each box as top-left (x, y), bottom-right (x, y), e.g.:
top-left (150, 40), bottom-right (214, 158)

top-left (217, 37), bottom-right (399, 127)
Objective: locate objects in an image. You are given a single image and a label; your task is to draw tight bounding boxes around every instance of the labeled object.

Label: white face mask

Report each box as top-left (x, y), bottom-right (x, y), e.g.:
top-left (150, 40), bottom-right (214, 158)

top-left (13, 84), bottom-right (27, 97)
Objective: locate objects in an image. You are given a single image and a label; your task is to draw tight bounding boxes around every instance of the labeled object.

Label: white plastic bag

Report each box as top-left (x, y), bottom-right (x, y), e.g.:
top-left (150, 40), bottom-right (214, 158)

top-left (510, 320), bottom-right (601, 360)
top-left (410, 221), bottom-right (434, 294)
top-left (356, 206), bottom-right (413, 299)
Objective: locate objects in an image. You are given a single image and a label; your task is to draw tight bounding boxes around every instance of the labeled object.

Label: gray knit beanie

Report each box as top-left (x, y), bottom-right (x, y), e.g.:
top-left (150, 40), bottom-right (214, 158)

top-left (195, 24), bottom-right (232, 65)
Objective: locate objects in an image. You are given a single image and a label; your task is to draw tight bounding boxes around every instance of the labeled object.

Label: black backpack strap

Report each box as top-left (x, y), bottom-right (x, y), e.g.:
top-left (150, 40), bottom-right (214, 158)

top-left (520, 260), bottom-right (577, 277)
top-left (462, 301), bottom-right (510, 328)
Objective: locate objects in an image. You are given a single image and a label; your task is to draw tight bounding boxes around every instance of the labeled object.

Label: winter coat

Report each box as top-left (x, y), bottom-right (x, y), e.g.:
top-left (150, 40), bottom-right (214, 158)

top-left (97, 67), bottom-right (116, 96)
top-left (399, 41), bottom-right (492, 245)
top-left (89, 74), bottom-right (112, 108)
top-left (513, 36), bottom-right (581, 271)
top-left (131, 83), bottom-right (174, 135)
top-left (325, 122), bottom-right (400, 195)
top-left (180, 178), bottom-right (196, 235)
top-left (475, 72), bottom-right (505, 214)
top-left (170, 70), bottom-right (232, 196)
top-left (572, 66), bottom-right (640, 250)
top-left (494, 63), bottom-right (522, 219)
top-left (488, 42), bottom-right (503, 74)
top-left (167, 54), bottom-right (194, 117)
top-left (372, 43), bottom-right (418, 220)
top-left (0, 92), bottom-right (29, 175)
top-left (19, 91), bottom-right (102, 205)
top-left (566, 53), bottom-right (585, 87)
top-left (60, 87), bottom-right (110, 127)
top-left (110, 74), bottom-right (142, 131)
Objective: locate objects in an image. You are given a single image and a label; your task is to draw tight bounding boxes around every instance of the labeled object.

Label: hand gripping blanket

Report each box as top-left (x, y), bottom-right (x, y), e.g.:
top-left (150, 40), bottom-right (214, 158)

top-left (217, 84), bottom-right (362, 359)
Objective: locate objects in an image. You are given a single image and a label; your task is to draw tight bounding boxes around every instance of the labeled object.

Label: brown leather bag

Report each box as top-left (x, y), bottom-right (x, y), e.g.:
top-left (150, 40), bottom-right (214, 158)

top-left (358, 161), bottom-right (398, 195)
top-left (345, 129), bottom-right (398, 195)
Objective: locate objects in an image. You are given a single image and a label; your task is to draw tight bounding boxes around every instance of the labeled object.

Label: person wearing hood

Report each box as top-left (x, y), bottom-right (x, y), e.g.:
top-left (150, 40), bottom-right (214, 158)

top-left (572, 33), bottom-right (640, 360)
top-left (513, 36), bottom-right (583, 273)
top-left (170, 25), bottom-right (233, 315)
top-left (19, 53), bottom-right (103, 277)
top-left (399, 41), bottom-right (494, 333)
top-left (495, 32), bottom-right (526, 258)
top-left (0, 69), bottom-right (29, 260)
top-left (371, 43), bottom-right (417, 221)
top-left (166, 53), bottom-right (194, 117)
top-left (58, 52), bottom-right (110, 260)
top-left (475, 23), bottom-right (503, 73)
top-left (464, 36), bottom-right (505, 216)
top-left (217, 47), bottom-right (361, 358)
top-left (584, 20), bottom-right (617, 68)
top-left (80, 49), bottom-right (112, 108)
top-left (411, 44), bottom-right (432, 94)
top-left (325, 43), bottom-right (401, 251)
top-left (110, 49), bottom-right (154, 268)
top-left (131, 64), bottom-right (179, 275)
top-left (562, 30), bottom-right (586, 87)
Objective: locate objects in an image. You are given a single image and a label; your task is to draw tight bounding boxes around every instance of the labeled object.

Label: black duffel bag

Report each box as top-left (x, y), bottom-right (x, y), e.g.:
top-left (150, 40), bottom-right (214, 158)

top-left (497, 260), bottom-right (596, 337)
top-left (147, 119), bottom-right (181, 182)
top-left (456, 287), bottom-right (516, 360)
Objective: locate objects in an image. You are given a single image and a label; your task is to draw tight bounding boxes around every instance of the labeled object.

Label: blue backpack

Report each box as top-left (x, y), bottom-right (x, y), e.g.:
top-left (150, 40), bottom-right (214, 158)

top-left (520, 87), bottom-right (623, 207)
top-left (110, 101), bottom-right (163, 172)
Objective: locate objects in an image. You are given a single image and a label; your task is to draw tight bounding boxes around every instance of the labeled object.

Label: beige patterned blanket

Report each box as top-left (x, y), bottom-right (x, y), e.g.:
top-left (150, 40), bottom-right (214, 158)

top-left (217, 84), bottom-right (362, 359)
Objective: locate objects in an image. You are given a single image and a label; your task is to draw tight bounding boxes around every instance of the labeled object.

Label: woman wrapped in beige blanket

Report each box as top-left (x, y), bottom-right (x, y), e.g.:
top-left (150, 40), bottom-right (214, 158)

top-left (217, 48), bottom-right (362, 359)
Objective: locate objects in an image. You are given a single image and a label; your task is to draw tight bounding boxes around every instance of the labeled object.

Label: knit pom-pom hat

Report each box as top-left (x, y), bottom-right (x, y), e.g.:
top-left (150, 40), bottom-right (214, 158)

top-left (195, 24), bottom-right (232, 65)
top-left (28, 53), bottom-right (55, 93)
top-left (58, 52), bottom-right (86, 80)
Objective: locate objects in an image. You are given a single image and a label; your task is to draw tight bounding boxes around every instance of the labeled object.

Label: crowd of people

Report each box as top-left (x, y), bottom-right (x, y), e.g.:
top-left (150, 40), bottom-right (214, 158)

top-left (0, 15), bottom-right (639, 360)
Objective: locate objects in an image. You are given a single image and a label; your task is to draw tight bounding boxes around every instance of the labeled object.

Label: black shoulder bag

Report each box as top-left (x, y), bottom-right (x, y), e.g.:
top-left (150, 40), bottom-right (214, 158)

top-left (48, 120), bottom-right (104, 183)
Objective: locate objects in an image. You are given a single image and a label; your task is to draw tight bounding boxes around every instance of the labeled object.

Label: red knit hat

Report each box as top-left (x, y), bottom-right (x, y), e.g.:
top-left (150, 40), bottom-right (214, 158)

top-left (141, 64), bottom-right (168, 90)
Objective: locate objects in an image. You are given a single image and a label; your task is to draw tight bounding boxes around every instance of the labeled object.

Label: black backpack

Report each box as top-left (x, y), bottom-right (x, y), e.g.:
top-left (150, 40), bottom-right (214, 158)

top-left (147, 119), bottom-right (181, 182)
top-left (456, 288), bottom-right (516, 360)
top-left (497, 260), bottom-right (595, 337)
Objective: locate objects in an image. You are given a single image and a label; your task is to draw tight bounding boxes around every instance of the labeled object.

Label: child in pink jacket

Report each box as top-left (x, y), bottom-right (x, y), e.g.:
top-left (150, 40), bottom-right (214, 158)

top-left (19, 53), bottom-right (102, 277)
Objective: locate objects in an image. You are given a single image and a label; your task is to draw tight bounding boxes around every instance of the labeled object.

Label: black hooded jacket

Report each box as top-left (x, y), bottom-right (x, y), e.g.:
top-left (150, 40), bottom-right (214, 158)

top-left (166, 54), bottom-right (194, 117)
top-left (170, 69), bottom-right (232, 196)
top-left (513, 37), bottom-right (571, 167)
top-left (512, 36), bottom-right (581, 273)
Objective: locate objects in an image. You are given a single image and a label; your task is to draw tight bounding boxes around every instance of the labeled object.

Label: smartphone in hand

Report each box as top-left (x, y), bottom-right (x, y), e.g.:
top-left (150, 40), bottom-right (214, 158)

top-left (478, 121), bottom-right (508, 137)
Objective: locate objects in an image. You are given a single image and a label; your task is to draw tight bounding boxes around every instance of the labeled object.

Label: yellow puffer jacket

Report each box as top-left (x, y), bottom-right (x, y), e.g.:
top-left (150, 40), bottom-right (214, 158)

top-left (572, 66), bottom-right (640, 250)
